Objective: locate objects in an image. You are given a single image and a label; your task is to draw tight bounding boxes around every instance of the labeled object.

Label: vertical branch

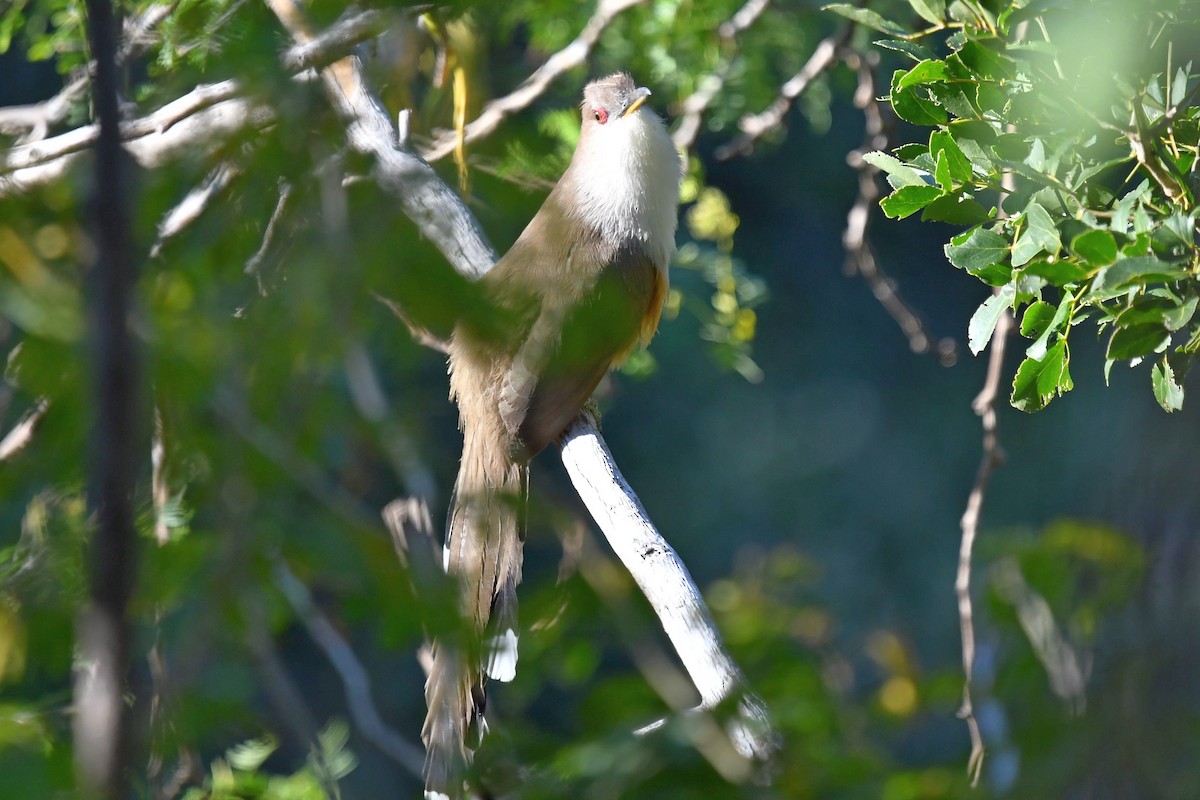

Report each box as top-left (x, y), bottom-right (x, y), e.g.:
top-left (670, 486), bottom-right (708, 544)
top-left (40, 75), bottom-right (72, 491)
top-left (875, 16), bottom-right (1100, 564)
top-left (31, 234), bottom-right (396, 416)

top-left (956, 309), bottom-right (1009, 785)
top-left (76, 0), bottom-right (140, 797)
top-left (843, 49), bottom-right (955, 365)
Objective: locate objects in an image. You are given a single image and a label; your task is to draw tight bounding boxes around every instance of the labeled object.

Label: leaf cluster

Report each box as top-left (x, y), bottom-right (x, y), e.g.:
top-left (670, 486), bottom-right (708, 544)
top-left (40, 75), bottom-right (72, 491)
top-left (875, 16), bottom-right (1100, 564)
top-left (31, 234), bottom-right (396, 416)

top-left (847, 0), bottom-right (1200, 411)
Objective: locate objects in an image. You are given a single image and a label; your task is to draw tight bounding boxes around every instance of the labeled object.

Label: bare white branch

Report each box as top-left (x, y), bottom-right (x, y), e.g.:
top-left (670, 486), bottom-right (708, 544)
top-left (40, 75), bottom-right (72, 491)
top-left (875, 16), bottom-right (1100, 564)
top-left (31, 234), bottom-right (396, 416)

top-left (150, 162), bottom-right (241, 258)
top-left (0, 2), bottom-right (174, 142)
top-left (0, 397), bottom-right (49, 462)
top-left (560, 411), bottom-right (776, 762)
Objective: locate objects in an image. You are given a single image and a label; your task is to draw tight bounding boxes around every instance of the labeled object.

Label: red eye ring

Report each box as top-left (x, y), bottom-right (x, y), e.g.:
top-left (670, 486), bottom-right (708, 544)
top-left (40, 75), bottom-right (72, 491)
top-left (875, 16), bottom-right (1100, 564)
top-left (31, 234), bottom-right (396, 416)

top-left (594, 107), bottom-right (609, 125)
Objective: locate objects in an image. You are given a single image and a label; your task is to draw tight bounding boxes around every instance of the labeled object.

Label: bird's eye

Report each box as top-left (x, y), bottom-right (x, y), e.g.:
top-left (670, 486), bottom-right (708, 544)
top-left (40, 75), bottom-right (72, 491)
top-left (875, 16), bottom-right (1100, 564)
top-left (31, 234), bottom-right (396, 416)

top-left (594, 108), bottom-right (609, 125)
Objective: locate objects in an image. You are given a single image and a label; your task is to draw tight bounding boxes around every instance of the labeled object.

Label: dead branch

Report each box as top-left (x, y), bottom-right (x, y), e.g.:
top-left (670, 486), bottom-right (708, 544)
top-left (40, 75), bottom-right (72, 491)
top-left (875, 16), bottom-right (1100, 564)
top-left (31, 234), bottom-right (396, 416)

top-left (0, 8), bottom-right (387, 198)
top-left (243, 180), bottom-right (295, 295)
top-left (263, 0), bottom-right (497, 279)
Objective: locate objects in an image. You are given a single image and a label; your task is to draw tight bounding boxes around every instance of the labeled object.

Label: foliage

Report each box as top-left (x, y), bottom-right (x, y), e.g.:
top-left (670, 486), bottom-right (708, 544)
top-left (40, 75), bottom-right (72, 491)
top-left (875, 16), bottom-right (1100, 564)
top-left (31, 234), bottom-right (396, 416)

top-left (854, 0), bottom-right (1200, 411)
top-left (0, 0), bottom-right (1194, 799)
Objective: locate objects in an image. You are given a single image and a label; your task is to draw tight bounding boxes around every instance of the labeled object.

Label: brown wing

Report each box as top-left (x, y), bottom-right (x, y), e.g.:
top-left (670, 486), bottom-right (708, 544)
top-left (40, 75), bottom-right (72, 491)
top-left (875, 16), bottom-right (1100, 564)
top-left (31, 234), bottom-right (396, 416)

top-left (499, 243), bottom-right (662, 458)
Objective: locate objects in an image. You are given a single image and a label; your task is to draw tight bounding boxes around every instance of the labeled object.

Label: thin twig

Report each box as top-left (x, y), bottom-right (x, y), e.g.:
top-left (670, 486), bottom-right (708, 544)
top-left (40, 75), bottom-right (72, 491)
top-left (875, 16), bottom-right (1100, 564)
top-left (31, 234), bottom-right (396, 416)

top-left (714, 27), bottom-right (850, 160)
top-left (0, 397), bottom-right (49, 462)
top-left (272, 559), bottom-right (427, 778)
top-left (243, 599), bottom-right (344, 800)
top-left (243, 180), bottom-right (294, 295)
top-left (672, 0), bottom-right (772, 152)
top-left (842, 50), bottom-right (956, 365)
top-left (343, 343), bottom-right (440, 502)
top-left (419, 0), bottom-right (644, 163)
top-left (150, 162), bottom-right (241, 258)
top-left (956, 309), bottom-right (1009, 785)
top-left (150, 407), bottom-right (171, 545)
top-left (373, 291), bottom-right (450, 354)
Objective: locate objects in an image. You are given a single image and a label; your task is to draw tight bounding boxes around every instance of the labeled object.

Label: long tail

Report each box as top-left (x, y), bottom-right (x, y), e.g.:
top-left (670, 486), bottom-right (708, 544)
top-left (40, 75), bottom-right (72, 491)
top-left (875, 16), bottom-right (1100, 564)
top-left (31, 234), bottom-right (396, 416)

top-left (423, 414), bottom-right (524, 798)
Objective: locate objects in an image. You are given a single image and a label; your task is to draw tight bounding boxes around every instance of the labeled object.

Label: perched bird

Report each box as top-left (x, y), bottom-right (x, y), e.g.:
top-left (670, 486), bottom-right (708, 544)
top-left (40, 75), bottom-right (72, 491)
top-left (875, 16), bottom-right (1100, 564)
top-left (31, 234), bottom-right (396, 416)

top-left (423, 72), bottom-right (681, 797)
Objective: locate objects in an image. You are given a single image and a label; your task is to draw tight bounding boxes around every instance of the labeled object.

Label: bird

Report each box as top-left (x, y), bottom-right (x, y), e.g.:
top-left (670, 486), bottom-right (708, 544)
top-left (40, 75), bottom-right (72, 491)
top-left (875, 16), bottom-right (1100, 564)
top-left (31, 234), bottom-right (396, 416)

top-left (422, 72), bottom-right (682, 798)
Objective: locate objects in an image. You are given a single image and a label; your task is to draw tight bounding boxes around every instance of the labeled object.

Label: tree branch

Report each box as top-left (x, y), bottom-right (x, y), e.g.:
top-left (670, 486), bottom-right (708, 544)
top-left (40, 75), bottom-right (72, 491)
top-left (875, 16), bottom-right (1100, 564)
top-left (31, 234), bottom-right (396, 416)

top-left (0, 9), bottom-right (386, 198)
top-left (957, 308), bottom-right (1010, 786)
top-left (672, 0), bottom-right (771, 152)
top-left (842, 50), bottom-right (956, 365)
top-left (150, 161), bottom-right (241, 258)
top-left (272, 559), bottom-right (427, 778)
top-left (258, 0), bottom-right (774, 775)
top-left (0, 397), bottom-right (49, 462)
top-left (419, 0), bottom-right (644, 163)
top-left (264, 0), bottom-right (497, 279)
top-left (559, 409), bottom-right (776, 762)
top-left (76, 0), bottom-right (139, 796)
top-left (0, 2), bottom-right (174, 142)
top-left (714, 28), bottom-right (849, 160)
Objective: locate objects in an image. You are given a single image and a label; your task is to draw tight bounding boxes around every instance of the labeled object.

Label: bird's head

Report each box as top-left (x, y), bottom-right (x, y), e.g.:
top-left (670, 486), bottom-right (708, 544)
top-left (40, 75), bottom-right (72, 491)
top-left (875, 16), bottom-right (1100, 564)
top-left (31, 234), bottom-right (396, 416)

top-left (580, 73), bottom-right (653, 132)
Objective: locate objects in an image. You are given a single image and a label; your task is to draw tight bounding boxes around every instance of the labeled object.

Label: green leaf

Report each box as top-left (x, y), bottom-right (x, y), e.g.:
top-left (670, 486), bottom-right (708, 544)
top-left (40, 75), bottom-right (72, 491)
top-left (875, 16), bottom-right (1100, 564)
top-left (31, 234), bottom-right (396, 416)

top-left (880, 184), bottom-right (943, 219)
top-left (928, 82), bottom-right (978, 118)
top-left (897, 59), bottom-right (951, 90)
top-left (1107, 323), bottom-right (1170, 361)
top-left (1115, 297), bottom-right (1196, 331)
top-left (874, 39), bottom-right (936, 62)
top-left (1152, 357), bottom-right (1184, 411)
top-left (1011, 340), bottom-right (1074, 412)
top-left (1026, 291), bottom-right (1074, 361)
top-left (953, 132), bottom-right (996, 171)
top-left (1165, 296), bottom-right (1198, 332)
top-left (1024, 138), bottom-right (1046, 172)
top-left (958, 40), bottom-right (1015, 79)
top-left (1085, 256), bottom-right (1189, 302)
top-left (945, 227), bottom-right (1008, 271)
top-left (921, 193), bottom-right (989, 225)
top-left (1011, 201), bottom-right (1061, 267)
top-left (1023, 258), bottom-right (1090, 286)
top-left (1070, 229), bottom-right (1118, 267)
top-left (967, 284), bottom-right (1015, 355)
top-left (227, 735), bottom-right (278, 772)
top-left (822, 4), bottom-right (908, 36)
top-left (862, 151), bottom-right (927, 188)
top-left (1020, 301), bottom-right (1055, 338)
top-left (929, 131), bottom-right (973, 184)
top-left (891, 84), bottom-right (948, 125)
top-left (906, 0), bottom-right (946, 25)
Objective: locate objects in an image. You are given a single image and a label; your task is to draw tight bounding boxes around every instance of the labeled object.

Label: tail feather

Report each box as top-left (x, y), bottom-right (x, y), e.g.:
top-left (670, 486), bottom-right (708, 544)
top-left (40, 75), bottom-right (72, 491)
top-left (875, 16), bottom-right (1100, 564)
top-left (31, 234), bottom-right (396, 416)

top-left (424, 412), bottom-right (524, 797)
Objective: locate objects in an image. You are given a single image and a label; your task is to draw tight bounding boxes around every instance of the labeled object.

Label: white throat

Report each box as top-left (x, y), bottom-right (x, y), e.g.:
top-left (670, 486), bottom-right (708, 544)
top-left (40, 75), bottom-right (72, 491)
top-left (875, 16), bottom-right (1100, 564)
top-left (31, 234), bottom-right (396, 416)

top-left (570, 111), bottom-right (682, 271)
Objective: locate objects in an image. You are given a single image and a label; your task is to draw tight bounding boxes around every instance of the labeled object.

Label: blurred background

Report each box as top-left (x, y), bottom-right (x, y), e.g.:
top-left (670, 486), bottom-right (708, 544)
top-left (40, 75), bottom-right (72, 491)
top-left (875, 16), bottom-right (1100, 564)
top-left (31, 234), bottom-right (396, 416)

top-left (2, 0), bottom-right (1199, 797)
